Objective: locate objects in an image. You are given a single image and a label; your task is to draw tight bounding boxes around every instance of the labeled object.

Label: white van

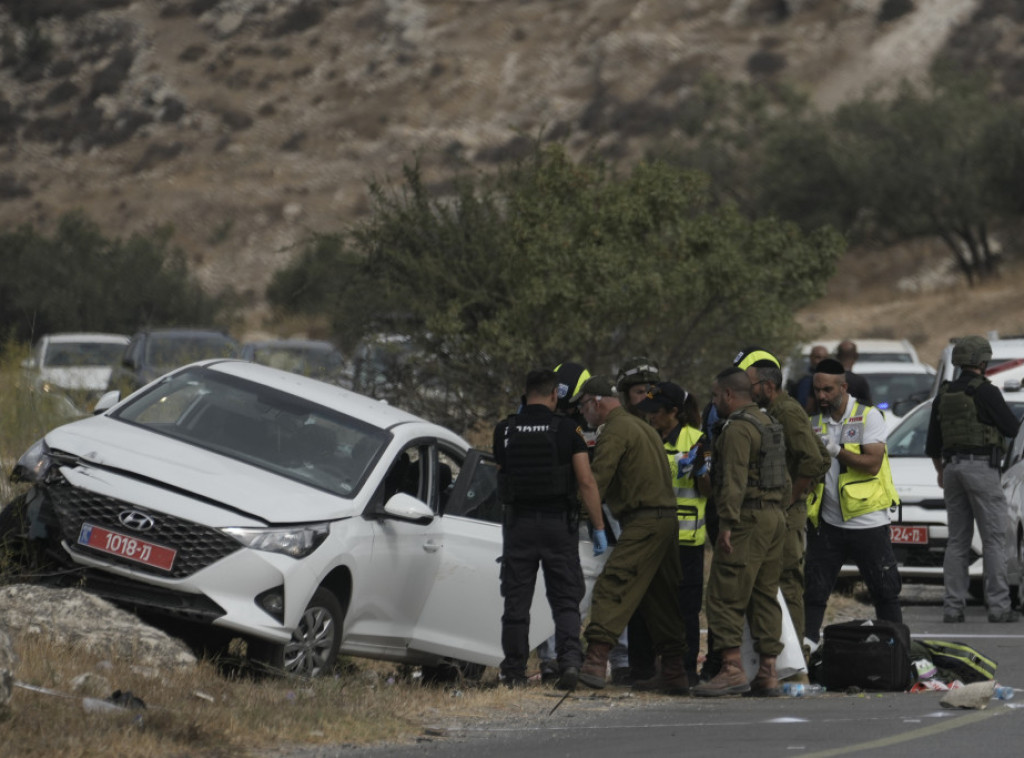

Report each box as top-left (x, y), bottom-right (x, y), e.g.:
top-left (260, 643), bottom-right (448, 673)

top-left (930, 334), bottom-right (1024, 397)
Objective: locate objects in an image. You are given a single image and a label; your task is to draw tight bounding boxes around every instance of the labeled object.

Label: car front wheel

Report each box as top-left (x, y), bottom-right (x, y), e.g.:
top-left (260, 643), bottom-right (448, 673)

top-left (252, 587), bottom-right (343, 677)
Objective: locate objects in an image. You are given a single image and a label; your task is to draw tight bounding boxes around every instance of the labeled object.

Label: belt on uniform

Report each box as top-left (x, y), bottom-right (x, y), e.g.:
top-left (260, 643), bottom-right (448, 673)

top-left (513, 508), bottom-right (569, 518)
top-left (620, 506), bottom-right (674, 525)
top-left (741, 498), bottom-right (779, 509)
top-left (944, 453), bottom-right (994, 465)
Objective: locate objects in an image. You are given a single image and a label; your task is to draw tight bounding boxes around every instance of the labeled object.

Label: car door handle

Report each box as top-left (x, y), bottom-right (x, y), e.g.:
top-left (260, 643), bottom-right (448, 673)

top-left (423, 540), bottom-right (443, 553)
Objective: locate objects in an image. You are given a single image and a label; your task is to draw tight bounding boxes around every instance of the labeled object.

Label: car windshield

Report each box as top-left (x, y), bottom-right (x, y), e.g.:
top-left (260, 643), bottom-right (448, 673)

top-left (44, 341), bottom-right (124, 367)
top-left (111, 366), bottom-right (389, 498)
top-left (888, 399), bottom-right (1024, 458)
top-left (146, 334), bottom-right (236, 369)
top-left (861, 372), bottom-right (934, 412)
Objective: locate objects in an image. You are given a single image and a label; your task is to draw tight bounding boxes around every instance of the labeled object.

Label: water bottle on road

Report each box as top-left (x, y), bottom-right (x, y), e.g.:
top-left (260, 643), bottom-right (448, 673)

top-left (994, 685), bottom-right (1014, 701)
top-left (782, 683), bottom-right (825, 697)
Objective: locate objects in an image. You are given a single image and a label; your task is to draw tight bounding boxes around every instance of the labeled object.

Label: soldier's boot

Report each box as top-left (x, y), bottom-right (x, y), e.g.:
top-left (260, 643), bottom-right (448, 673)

top-left (691, 647), bottom-right (750, 697)
top-left (578, 642), bottom-right (613, 689)
top-left (746, 655), bottom-right (782, 697)
top-left (632, 656), bottom-right (690, 696)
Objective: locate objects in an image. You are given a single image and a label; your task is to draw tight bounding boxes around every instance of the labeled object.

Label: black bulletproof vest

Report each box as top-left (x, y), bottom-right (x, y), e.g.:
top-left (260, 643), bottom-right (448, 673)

top-left (498, 414), bottom-right (574, 509)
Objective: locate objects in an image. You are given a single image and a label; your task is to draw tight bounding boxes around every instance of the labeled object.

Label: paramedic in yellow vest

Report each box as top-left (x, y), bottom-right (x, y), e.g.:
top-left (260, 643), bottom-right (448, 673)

top-left (735, 348), bottom-right (830, 676)
top-left (803, 358), bottom-right (902, 647)
top-left (636, 381), bottom-right (710, 687)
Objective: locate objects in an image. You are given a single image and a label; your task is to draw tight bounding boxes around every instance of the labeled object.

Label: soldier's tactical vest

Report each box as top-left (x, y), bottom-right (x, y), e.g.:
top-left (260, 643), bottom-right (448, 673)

top-left (937, 375), bottom-right (1005, 452)
top-left (666, 425), bottom-right (707, 546)
top-left (497, 415), bottom-right (575, 510)
top-left (725, 409), bottom-right (788, 493)
top-left (807, 402), bottom-right (900, 526)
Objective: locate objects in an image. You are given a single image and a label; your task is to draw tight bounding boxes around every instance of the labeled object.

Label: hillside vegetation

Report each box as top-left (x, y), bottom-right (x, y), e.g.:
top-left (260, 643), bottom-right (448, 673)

top-left (3, 0), bottom-right (1024, 336)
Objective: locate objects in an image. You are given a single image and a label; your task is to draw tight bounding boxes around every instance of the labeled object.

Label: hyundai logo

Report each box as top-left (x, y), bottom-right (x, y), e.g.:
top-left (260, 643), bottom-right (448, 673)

top-left (118, 511), bottom-right (156, 531)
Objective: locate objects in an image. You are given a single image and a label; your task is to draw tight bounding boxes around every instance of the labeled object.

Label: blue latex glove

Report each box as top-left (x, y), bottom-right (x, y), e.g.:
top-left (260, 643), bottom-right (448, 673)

top-left (592, 529), bottom-right (608, 556)
top-left (674, 443), bottom-right (701, 479)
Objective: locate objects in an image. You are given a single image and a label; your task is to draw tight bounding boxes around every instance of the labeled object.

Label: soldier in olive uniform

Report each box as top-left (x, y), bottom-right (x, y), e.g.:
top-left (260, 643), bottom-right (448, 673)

top-left (693, 367), bottom-right (788, 698)
top-left (735, 348), bottom-right (830, 677)
top-left (574, 376), bottom-right (690, 694)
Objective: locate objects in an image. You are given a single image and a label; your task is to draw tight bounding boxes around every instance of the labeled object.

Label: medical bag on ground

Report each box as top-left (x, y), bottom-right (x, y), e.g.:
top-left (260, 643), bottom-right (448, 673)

top-left (818, 618), bottom-right (914, 691)
top-left (910, 638), bottom-right (997, 684)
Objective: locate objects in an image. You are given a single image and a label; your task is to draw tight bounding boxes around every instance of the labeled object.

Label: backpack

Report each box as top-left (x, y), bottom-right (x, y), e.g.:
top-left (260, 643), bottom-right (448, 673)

top-left (817, 619), bottom-right (915, 691)
top-left (910, 638), bottom-right (997, 684)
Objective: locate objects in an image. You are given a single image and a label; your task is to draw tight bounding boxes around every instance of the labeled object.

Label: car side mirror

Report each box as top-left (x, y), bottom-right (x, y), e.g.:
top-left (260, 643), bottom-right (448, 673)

top-left (93, 390), bottom-right (121, 414)
top-left (383, 493), bottom-right (434, 524)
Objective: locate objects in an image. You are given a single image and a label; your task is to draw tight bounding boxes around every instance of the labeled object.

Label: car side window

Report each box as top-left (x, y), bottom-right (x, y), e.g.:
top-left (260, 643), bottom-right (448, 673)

top-left (383, 445), bottom-right (425, 502)
top-left (442, 449), bottom-right (501, 523)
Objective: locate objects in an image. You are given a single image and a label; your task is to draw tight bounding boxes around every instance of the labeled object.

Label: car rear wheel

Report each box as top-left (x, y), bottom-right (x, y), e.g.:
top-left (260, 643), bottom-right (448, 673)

top-left (252, 587), bottom-right (343, 677)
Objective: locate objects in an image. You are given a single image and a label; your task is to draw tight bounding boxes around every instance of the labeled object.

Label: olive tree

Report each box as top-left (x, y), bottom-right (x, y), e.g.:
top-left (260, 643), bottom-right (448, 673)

top-left (271, 146), bottom-right (844, 430)
top-left (0, 212), bottom-right (230, 345)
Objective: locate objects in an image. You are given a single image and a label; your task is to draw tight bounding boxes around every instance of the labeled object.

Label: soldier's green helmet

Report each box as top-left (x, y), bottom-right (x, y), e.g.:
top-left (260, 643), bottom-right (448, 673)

top-left (616, 357), bottom-right (660, 389)
top-left (951, 336), bottom-right (992, 367)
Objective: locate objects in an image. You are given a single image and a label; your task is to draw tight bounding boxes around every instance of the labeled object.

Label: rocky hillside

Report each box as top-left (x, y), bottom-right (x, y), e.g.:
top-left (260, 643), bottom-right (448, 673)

top-left (1, 0), bottom-right (1022, 332)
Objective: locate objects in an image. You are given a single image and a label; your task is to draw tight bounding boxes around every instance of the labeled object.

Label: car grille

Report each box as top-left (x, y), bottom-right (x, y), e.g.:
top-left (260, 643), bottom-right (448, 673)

top-left (48, 474), bottom-right (242, 579)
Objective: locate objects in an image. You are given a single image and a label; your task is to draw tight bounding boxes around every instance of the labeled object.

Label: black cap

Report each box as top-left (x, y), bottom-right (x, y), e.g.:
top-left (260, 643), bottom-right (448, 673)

top-left (814, 358), bottom-right (846, 375)
top-left (635, 381), bottom-right (689, 414)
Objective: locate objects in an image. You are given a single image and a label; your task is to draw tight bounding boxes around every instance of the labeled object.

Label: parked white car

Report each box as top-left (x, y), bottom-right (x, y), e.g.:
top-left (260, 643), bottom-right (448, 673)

top-left (0, 360), bottom-right (606, 677)
top-left (840, 395), bottom-right (1024, 599)
top-left (853, 361), bottom-right (936, 418)
top-left (23, 332), bottom-right (129, 412)
top-left (931, 335), bottom-right (1024, 396)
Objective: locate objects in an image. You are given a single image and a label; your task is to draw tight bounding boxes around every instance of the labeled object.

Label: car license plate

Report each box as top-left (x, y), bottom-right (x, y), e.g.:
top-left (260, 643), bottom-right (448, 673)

top-left (78, 523), bottom-right (177, 571)
top-left (890, 525), bottom-right (928, 545)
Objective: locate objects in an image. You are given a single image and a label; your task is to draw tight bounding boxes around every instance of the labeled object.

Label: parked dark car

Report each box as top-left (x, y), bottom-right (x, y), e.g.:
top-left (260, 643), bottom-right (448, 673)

top-left (107, 329), bottom-right (239, 396)
top-left (240, 339), bottom-right (350, 387)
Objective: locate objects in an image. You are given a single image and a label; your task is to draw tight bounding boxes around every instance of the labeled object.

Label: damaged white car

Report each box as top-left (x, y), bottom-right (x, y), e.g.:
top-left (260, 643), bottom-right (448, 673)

top-left (0, 360), bottom-right (605, 677)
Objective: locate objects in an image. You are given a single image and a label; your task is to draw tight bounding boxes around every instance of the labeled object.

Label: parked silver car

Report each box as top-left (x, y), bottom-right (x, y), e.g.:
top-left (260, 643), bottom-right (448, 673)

top-left (0, 360), bottom-right (605, 677)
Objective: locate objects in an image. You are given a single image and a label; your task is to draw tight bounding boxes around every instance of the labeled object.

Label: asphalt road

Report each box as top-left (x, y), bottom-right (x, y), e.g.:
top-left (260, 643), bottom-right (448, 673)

top-left (329, 584), bottom-right (1024, 758)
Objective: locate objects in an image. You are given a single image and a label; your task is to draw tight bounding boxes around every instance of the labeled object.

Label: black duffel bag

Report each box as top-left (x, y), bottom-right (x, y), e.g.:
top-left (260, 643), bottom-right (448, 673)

top-left (818, 619), bottom-right (915, 692)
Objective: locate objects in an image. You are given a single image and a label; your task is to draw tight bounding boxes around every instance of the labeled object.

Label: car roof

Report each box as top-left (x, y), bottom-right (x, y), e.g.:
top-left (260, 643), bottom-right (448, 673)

top-left (853, 361), bottom-right (936, 375)
top-left (136, 328), bottom-right (236, 338)
top-left (243, 339), bottom-right (338, 350)
top-left (38, 332), bottom-right (130, 344)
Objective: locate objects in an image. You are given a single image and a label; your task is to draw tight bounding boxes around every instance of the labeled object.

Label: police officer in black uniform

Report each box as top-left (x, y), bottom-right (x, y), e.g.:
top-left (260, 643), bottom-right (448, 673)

top-left (494, 369), bottom-right (607, 689)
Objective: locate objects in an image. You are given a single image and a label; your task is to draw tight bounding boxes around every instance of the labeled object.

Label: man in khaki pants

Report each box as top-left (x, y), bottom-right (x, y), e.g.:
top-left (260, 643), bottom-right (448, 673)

top-left (573, 375), bottom-right (690, 695)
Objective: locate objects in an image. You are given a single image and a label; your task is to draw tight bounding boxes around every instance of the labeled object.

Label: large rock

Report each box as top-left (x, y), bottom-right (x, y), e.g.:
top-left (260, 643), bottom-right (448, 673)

top-left (0, 584), bottom-right (197, 672)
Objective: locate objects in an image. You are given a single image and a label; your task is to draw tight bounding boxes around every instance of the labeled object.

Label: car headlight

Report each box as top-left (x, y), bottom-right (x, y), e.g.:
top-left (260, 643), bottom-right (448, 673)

top-left (223, 523), bottom-right (330, 558)
top-left (11, 439), bottom-right (53, 484)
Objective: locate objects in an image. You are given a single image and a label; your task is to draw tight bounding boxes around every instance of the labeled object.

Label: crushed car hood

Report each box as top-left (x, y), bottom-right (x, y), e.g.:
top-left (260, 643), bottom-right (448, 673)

top-left (44, 415), bottom-right (364, 526)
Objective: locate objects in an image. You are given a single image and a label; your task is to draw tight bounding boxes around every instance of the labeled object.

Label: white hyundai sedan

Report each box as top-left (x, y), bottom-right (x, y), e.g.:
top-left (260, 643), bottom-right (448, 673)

top-left (0, 360), bottom-right (605, 677)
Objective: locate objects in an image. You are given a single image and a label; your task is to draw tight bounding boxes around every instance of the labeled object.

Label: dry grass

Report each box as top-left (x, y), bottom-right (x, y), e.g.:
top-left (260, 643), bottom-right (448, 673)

top-left (798, 247), bottom-right (1024, 366)
top-left (2, 632), bottom-right (527, 757)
